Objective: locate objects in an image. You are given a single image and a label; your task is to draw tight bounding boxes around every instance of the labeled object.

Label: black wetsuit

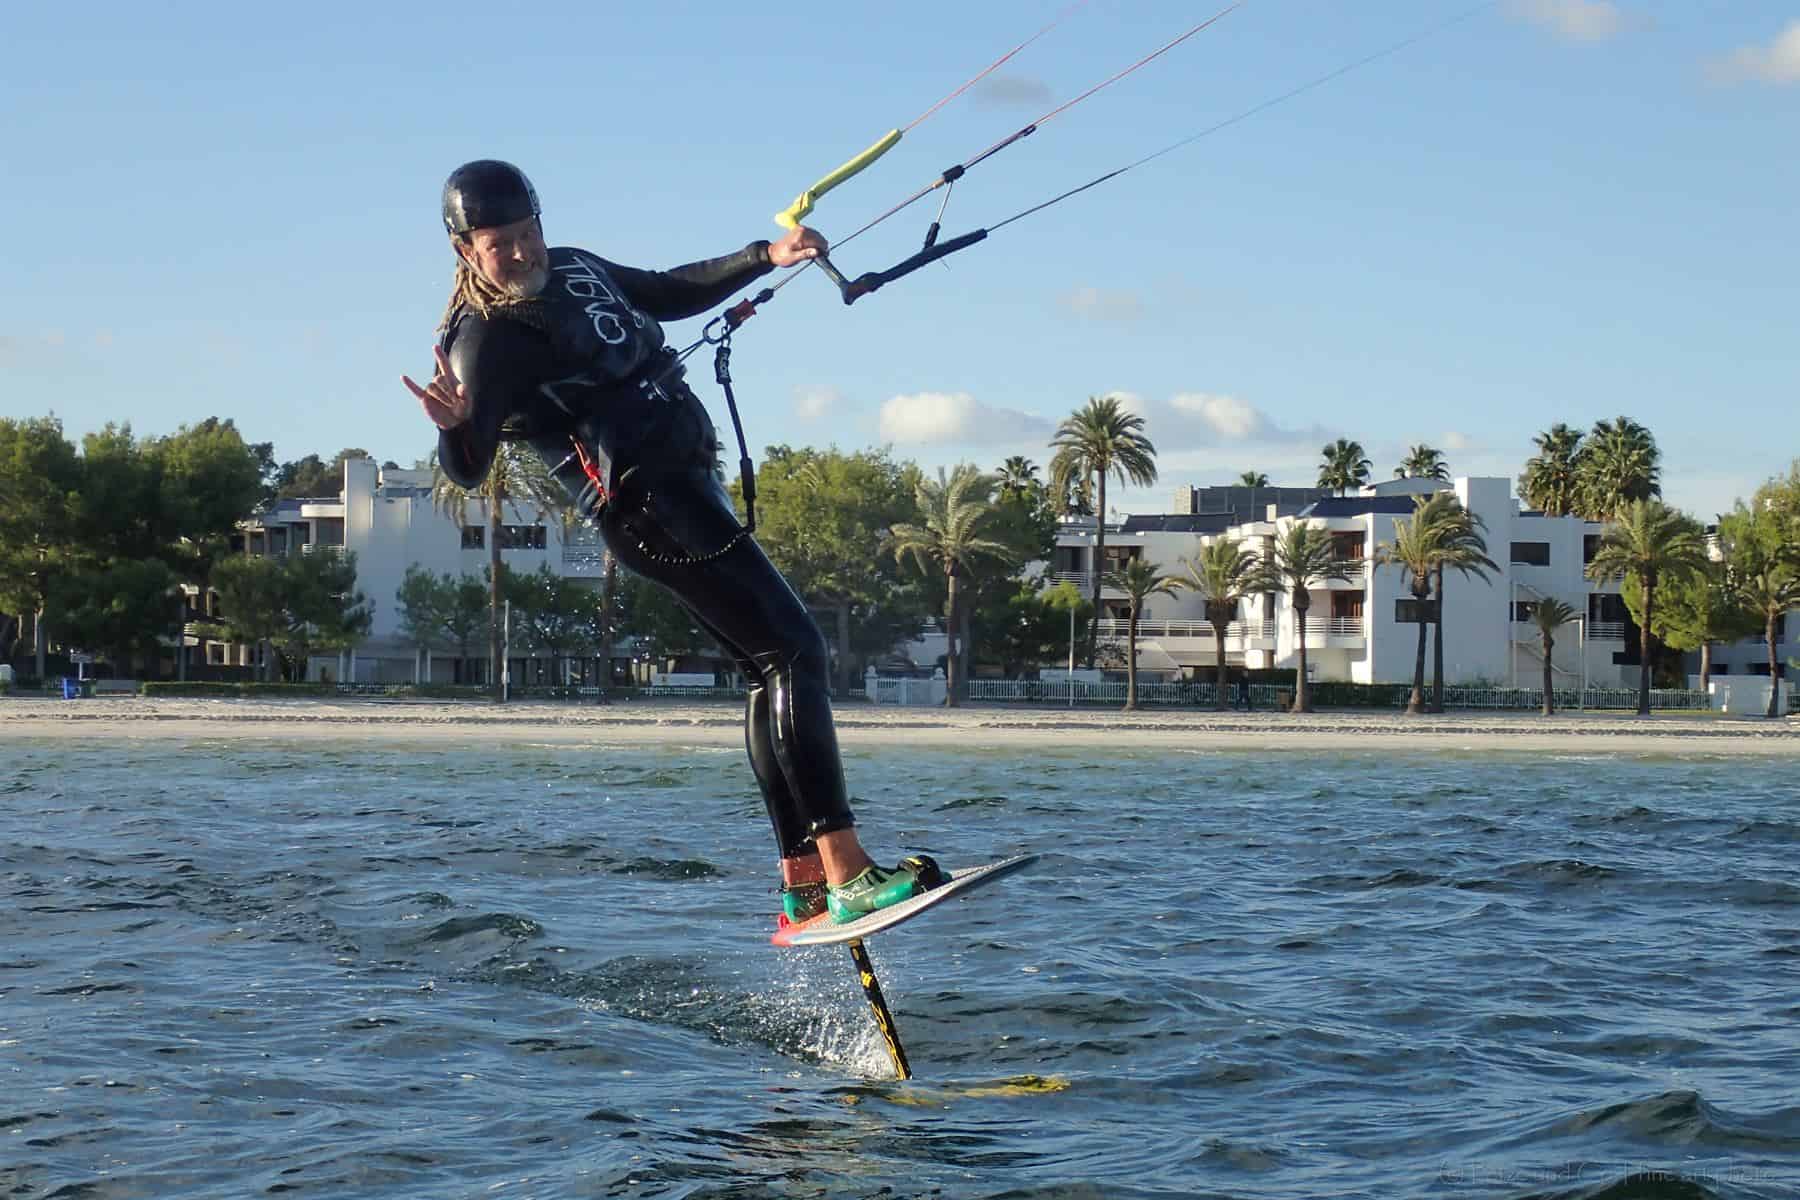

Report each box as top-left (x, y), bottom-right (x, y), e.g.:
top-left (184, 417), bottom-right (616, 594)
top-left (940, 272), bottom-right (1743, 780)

top-left (437, 242), bottom-right (853, 857)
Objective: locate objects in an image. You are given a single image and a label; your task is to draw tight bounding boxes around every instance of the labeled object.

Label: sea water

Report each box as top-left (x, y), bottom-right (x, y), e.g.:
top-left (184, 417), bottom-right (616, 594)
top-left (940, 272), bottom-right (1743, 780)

top-left (2, 732), bottom-right (1797, 1198)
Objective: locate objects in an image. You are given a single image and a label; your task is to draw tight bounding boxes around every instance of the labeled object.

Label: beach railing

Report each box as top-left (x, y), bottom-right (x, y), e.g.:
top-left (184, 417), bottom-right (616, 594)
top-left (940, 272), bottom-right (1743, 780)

top-left (967, 679), bottom-right (1244, 706)
top-left (1379, 686), bottom-right (1709, 711)
top-left (957, 679), bottom-right (1709, 711)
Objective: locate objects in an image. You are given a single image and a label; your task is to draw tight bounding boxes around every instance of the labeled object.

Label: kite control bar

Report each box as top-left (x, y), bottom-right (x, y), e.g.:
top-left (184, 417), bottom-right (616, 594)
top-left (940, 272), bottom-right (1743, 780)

top-left (812, 228), bottom-right (989, 306)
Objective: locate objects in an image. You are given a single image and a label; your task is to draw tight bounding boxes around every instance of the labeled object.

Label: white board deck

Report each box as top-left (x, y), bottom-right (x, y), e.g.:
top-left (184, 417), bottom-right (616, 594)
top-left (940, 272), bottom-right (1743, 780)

top-left (771, 853), bottom-right (1039, 948)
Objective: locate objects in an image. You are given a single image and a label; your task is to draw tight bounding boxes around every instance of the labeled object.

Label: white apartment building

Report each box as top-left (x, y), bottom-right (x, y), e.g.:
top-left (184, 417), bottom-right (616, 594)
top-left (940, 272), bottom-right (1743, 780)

top-left (216, 457), bottom-right (607, 683)
top-left (1048, 476), bottom-right (1641, 690)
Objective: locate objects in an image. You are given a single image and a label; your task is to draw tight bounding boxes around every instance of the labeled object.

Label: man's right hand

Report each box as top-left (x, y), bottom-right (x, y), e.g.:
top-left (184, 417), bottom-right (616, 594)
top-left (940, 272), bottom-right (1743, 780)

top-left (402, 345), bottom-right (472, 430)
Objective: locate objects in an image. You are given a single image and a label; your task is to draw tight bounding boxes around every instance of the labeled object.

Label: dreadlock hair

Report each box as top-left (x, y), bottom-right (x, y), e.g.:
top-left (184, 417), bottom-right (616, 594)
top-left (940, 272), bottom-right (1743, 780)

top-left (438, 238), bottom-right (550, 334)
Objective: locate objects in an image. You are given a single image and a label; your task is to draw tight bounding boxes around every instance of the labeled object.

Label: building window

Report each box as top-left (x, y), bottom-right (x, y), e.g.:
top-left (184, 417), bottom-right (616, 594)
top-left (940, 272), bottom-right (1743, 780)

top-left (1395, 597), bottom-right (1439, 623)
top-left (461, 526), bottom-right (484, 550)
top-left (499, 524), bottom-right (548, 550)
top-left (1100, 545), bottom-right (1139, 570)
top-left (1589, 593), bottom-right (1629, 622)
top-left (1514, 601), bottom-right (1536, 622)
top-left (1510, 541), bottom-right (1551, 565)
top-left (1583, 534), bottom-right (1601, 564)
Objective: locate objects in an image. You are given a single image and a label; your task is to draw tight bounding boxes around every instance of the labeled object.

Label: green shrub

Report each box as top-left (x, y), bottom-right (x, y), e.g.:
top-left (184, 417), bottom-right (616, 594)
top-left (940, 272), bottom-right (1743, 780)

top-left (142, 682), bottom-right (245, 697)
top-left (141, 682), bottom-right (337, 698)
top-left (1306, 681), bottom-right (1411, 709)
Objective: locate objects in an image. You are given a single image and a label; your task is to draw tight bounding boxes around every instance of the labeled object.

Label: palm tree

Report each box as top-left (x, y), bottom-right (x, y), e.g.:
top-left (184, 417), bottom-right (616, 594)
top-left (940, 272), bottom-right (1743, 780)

top-left (1584, 499), bottom-right (1707, 715)
top-left (1374, 493), bottom-right (1498, 714)
top-left (1575, 416), bottom-right (1660, 522)
top-left (1519, 423), bottom-right (1584, 516)
top-left (1252, 523), bottom-right (1353, 712)
top-left (1427, 496), bottom-right (1496, 712)
top-left (1527, 597), bottom-right (1578, 715)
top-left (1395, 444), bottom-right (1450, 481)
top-left (1177, 537), bottom-right (1261, 710)
top-left (1102, 558), bottom-right (1182, 711)
top-left (430, 445), bottom-right (566, 701)
top-left (1048, 396), bottom-right (1158, 667)
top-left (1717, 510), bottom-right (1800, 717)
top-left (997, 456), bottom-right (1039, 500)
top-left (1736, 565), bottom-right (1800, 718)
top-left (1238, 471), bottom-right (1270, 488)
top-left (887, 465), bottom-right (1010, 708)
top-left (1317, 439), bottom-right (1372, 496)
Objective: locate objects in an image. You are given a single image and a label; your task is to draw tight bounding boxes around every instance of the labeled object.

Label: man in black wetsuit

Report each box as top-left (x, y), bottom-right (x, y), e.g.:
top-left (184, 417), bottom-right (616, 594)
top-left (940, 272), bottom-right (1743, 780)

top-left (401, 160), bottom-right (939, 929)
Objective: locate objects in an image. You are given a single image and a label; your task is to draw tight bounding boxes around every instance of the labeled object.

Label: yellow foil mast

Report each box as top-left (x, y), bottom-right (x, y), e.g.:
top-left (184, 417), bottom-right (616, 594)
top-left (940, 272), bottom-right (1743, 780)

top-left (773, 129), bottom-right (903, 229)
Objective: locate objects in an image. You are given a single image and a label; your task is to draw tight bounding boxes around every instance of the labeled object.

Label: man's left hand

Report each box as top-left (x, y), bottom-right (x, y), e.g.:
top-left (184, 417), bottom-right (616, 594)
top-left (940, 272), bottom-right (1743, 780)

top-left (769, 225), bottom-right (829, 267)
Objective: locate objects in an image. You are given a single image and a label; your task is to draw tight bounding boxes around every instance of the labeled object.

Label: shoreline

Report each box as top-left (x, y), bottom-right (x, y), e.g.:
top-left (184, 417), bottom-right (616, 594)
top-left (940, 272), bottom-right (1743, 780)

top-left (2, 696), bottom-right (1794, 754)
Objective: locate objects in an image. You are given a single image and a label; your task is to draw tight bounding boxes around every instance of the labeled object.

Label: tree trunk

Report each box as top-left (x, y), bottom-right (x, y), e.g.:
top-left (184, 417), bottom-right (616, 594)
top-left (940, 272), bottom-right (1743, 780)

top-left (1767, 614), bottom-right (1781, 718)
top-left (944, 568), bottom-right (962, 708)
top-left (489, 497), bottom-right (505, 703)
top-left (1293, 593), bottom-right (1312, 713)
top-left (1430, 564), bottom-right (1445, 712)
top-left (1124, 606), bottom-right (1139, 711)
top-left (1408, 589), bottom-right (1428, 714)
top-left (959, 598), bottom-right (973, 706)
top-left (1086, 471), bottom-right (1107, 668)
top-left (1698, 642), bottom-right (1712, 696)
top-left (836, 599), bottom-right (852, 699)
top-left (600, 550), bottom-right (618, 687)
top-left (1637, 578), bottom-right (1654, 716)
top-left (1212, 610), bottom-right (1230, 711)
top-left (1541, 632), bottom-right (1555, 715)
top-left (35, 606), bottom-right (47, 681)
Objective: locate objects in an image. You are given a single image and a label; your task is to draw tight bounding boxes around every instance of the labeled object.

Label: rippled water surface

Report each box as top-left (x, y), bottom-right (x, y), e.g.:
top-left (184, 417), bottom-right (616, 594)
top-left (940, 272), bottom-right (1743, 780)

top-left (3, 731), bottom-right (1798, 1199)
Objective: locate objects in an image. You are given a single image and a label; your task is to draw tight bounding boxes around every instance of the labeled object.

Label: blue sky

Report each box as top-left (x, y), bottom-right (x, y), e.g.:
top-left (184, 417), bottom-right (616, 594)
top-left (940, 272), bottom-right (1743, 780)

top-left (5, 1), bottom-right (1796, 520)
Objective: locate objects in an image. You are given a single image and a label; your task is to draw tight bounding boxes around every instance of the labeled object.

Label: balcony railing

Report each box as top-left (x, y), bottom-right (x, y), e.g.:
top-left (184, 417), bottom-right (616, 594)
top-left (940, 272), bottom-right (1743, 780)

top-left (301, 543), bottom-right (344, 558)
top-left (1326, 558), bottom-right (1366, 582)
top-left (1589, 621), bottom-right (1628, 642)
top-left (1297, 616), bottom-right (1365, 643)
top-left (1091, 618), bottom-right (1274, 641)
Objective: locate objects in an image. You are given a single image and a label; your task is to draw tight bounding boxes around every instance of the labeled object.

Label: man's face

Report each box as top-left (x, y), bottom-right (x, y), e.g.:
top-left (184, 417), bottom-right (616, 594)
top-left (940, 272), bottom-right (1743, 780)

top-left (458, 215), bottom-right (548, 299)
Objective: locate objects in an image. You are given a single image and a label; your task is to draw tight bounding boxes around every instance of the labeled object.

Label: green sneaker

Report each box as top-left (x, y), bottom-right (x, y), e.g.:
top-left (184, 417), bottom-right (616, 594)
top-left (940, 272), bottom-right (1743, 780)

top-left (826, 855), bottom-right (944, 924)
top-left (779, 882), bottom-right (827, 928)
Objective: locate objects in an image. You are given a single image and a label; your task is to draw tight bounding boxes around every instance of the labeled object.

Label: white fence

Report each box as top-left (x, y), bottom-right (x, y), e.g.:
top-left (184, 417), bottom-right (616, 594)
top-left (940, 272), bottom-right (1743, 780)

top-left (866, 668), bottom-right (947, 706)
top-left (957, 679), bottom-right (1710, 710)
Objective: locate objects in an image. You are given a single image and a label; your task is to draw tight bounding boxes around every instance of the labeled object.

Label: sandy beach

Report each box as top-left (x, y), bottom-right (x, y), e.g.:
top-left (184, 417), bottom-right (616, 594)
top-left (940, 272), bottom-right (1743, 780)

top-left (2, 695), bottom-right (1794, 755)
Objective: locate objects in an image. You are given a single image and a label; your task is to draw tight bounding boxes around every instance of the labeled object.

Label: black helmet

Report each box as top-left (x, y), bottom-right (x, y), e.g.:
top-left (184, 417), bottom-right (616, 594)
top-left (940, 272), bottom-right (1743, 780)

top-left (441, 160), bottom-right (540, 236)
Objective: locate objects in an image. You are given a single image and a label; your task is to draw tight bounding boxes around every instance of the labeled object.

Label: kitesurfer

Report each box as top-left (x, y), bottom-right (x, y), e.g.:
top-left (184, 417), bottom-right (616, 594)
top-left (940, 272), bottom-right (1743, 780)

top-left (402, 160), bottom-right (939, 927)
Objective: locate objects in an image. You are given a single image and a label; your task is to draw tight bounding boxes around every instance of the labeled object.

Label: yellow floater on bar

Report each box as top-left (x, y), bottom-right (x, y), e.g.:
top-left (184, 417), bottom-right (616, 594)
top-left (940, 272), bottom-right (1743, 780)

top-left (774, 129), bottom-right (903, 229)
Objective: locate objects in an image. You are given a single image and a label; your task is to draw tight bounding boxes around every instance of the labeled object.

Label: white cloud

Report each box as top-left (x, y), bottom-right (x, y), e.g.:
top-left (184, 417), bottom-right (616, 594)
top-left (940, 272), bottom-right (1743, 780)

top-left (1106, 390), bottom-right (1152, 423)
top-left (1707, 20), bottom-right (1800, 85)
top-left (878, 391), bottom-right (1053, 446)
top-left (794, 385), bottom-right (840, 421)
top-left (1060, 287), bottom-right (1145, 322)
top-left (1160, 391), bottom-right (1323, 449)
top-left (1170, 392), bottom-right (1263, 440)
top-left (1508, 0), bottom-right (1630, 42)
top-left (1440, 430), bottom-right (1473, 452)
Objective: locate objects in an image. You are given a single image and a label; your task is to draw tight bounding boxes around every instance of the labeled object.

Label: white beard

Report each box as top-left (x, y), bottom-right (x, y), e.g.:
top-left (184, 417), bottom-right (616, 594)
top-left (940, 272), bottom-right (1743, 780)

top-left (494, 262), bottom-right (549, 299)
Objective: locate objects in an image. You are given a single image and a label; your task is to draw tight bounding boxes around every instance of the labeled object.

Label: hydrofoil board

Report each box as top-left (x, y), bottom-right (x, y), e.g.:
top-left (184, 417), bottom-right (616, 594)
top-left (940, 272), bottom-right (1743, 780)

top-left (772, 853), bottom-right (1038, 948)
